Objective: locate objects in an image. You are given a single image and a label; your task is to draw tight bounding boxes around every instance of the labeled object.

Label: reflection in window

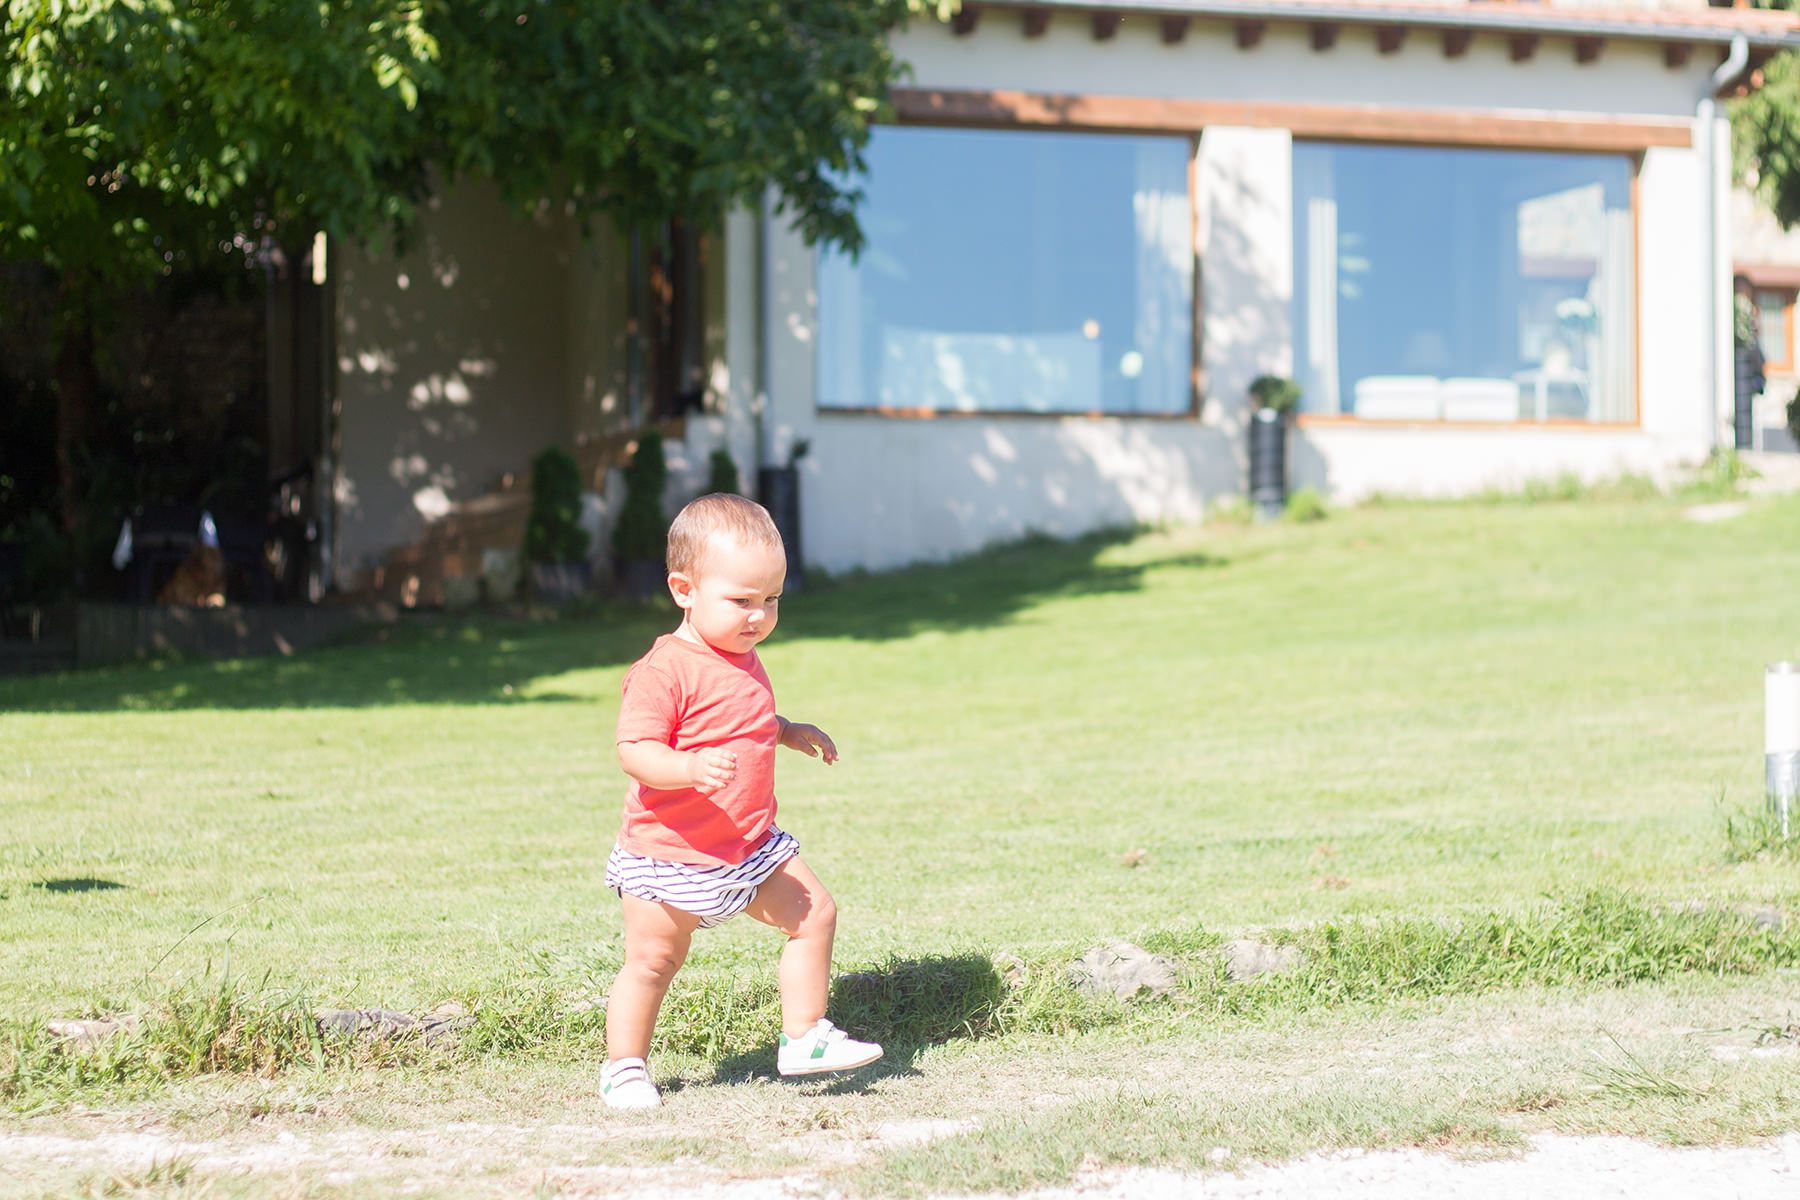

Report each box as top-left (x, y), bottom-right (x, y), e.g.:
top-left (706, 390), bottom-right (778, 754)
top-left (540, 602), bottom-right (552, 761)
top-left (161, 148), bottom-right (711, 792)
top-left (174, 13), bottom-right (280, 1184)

top-left (819, 126), bottom-right (1193, 415)
top-left (1756, 289), bottom-right (1793, 372)
top-left (1293, 143), bottom-right (1635, 424)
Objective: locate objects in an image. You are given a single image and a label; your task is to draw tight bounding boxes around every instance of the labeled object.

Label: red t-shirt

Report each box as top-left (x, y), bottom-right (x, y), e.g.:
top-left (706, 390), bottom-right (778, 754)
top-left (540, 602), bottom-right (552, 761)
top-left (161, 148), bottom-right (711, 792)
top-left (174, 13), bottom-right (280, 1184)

top-left (614, 634), bottom-right (779, 865)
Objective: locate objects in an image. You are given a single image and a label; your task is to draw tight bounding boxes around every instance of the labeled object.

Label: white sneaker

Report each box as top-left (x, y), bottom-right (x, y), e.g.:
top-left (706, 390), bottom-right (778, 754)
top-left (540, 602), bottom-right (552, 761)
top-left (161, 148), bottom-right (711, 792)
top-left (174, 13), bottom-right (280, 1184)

top-left (600, 1057), bottom-right (661, 1109)
top-left (777, 1018), bottom-right (883, 1076)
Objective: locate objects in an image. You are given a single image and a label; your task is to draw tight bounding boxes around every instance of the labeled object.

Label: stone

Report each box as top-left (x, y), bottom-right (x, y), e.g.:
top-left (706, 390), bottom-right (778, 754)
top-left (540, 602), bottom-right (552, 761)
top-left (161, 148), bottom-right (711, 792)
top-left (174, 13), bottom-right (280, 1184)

top-left (314, 1007), bottom-right (417, 1040)
top-left (992, 952), bottom-right (1028, 990)
top-left (47, 1014), bottom-right (140, 1049)
top-left (1221, 939), bottom-right (1305, 982)
top-left (1741, 905), bottom-right (1788, 931)
top-left (313, 1004), bottom-right (470, 1048)
top-left (1066, 942), bottom-right (1179, 1001)
top-left (417, 1001), bottom-right (474, 1046)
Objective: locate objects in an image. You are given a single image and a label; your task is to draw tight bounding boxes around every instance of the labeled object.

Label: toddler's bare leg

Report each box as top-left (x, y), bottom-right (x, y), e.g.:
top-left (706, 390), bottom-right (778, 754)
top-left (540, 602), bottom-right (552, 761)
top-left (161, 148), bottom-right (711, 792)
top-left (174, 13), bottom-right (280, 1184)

top-left (607, 894), bottom-right (701, 1062)
top-left (744, 855), bottom-right (838, 1039)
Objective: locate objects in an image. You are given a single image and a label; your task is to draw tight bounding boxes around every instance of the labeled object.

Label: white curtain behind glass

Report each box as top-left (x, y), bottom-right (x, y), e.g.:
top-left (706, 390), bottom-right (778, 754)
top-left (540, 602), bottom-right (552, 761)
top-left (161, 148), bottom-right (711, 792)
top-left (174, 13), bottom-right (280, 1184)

top-left (1593, 209), bottom-right (1635, 423)
top-left (1291, 149), bottom-right (1340, 415)
top-left (1132, 142), bottom-right (1194, 414)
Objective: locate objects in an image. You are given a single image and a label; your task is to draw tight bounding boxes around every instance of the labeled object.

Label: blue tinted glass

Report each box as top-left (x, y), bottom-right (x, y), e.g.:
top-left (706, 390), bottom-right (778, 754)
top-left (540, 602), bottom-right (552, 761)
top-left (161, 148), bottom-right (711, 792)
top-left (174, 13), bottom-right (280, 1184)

top-left (1293, 143), bottom-right (1635, 423)
top-left (820, 126), bottom-right (1193, 414)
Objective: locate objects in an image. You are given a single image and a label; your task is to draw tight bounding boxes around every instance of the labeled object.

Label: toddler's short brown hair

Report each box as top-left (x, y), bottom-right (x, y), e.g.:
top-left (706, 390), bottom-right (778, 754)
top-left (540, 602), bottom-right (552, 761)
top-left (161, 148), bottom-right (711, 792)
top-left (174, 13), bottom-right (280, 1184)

top-left (666, 493), bottom-right (784, 576)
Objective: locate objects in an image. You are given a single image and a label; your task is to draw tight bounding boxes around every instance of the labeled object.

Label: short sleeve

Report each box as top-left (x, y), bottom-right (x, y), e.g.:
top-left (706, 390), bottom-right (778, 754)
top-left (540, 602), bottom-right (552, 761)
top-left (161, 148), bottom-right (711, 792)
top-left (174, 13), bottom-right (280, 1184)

top-left (616, 661), bottom-right (682, 746)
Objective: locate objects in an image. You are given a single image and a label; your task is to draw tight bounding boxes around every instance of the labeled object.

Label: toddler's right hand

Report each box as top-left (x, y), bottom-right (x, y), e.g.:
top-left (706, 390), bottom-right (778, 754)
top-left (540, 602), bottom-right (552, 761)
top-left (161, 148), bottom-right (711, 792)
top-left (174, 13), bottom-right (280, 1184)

top-left (688, 748), bottom-right (738, 794)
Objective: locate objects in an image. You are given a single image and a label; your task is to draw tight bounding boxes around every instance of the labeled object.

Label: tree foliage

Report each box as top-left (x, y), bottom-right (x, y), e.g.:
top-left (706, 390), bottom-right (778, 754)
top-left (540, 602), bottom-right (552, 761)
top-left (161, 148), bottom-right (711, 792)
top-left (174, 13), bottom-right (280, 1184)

top-left (1, 0), bottom-right (437, 292)
top-left (0, 0), bottom-right (927, 290)
top-left (1734, 3), bottom-right (1800, 228)
top-left (0, 0), bottom-right (934, 557)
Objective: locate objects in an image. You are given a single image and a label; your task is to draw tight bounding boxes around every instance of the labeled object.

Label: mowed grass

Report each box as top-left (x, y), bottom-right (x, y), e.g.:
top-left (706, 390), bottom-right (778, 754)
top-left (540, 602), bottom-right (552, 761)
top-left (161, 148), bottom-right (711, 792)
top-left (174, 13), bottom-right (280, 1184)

top-left (2, 491), bottom-right (1797, 1044)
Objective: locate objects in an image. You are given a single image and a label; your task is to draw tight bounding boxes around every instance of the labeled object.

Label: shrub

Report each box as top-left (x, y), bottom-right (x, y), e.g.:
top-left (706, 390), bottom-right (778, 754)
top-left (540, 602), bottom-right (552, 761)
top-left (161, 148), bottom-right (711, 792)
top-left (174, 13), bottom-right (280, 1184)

top-left (523, 447), bottom-right (589, 566)
top-left (705, 448), bottom-right (740, 496)
top-left (1249, 374), bottom-right (1302, 415)
top-left (1284, 486), bottom-right (1328, 523)
top-left (611, 432), bottom-right (669, 563)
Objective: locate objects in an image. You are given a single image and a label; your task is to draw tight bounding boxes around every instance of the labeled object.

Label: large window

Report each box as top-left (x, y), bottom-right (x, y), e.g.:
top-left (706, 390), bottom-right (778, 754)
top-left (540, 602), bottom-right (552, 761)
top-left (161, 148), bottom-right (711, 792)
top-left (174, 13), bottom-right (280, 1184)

top-left (818, 126), bottom-right (1194, 415)
top-left (1293, 143), bottom-right (1636, 424)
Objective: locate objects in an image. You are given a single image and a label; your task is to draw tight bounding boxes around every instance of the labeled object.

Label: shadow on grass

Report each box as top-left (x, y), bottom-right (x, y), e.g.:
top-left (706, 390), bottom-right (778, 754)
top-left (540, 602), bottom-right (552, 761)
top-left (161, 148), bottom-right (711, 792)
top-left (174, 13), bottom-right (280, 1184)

top-left (0, 528), bottom-right (1221, 713)
top-left (703, 953), bottom-right (1008, 1088)
top-left (32, 877), bottom-right (129, 893)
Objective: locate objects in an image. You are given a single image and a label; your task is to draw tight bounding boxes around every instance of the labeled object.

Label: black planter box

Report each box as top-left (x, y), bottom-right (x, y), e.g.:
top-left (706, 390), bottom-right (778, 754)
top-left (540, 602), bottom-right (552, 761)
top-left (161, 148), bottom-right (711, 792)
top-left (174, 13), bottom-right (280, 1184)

top-left (1249, 407), bottom-right (1288, 519)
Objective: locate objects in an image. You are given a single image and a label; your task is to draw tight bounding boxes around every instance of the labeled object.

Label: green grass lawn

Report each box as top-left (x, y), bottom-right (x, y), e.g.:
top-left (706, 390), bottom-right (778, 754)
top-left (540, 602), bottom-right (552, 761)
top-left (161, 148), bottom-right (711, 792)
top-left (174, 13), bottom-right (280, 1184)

top-left (3, 490), bottom-right (1798, 1194)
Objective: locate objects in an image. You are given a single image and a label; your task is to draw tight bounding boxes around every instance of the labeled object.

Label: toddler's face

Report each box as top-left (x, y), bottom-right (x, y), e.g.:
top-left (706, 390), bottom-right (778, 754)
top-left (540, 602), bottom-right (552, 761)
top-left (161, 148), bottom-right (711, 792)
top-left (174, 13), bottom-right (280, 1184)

top-left (671, 535), bottom-right (786, 654)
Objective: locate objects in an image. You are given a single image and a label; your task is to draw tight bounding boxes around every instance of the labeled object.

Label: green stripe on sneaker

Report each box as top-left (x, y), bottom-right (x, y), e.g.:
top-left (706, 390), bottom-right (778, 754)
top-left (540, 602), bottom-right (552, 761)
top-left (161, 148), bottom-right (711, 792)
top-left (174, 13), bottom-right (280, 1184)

top-left (811, 1042), bottom-right (827, 1059)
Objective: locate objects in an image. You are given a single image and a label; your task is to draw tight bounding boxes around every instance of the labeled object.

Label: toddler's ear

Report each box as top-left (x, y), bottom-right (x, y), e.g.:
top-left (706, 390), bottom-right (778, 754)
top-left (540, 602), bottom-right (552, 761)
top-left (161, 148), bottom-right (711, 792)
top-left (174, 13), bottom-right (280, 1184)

top-left (667, 570), bottom-right (696, 608)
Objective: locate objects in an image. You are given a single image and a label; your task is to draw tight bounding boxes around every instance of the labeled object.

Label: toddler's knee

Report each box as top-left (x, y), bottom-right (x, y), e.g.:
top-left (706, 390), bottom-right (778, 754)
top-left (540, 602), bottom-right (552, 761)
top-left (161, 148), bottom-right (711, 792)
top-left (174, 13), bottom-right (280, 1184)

top-left (804, 894), bottom-right (838, 939)
top-left (626, 947), bottom-right (685, 984)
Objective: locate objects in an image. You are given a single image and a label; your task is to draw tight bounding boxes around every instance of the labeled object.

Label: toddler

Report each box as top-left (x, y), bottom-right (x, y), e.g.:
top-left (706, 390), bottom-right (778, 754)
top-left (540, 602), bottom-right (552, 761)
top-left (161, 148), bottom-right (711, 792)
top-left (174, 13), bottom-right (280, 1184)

top-left (600, 492), bottom-right (882, 1109)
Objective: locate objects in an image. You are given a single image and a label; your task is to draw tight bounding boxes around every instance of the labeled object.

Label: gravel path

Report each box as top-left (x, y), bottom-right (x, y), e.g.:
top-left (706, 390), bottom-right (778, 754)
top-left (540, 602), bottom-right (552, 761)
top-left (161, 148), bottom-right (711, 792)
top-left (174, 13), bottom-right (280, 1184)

top-left (5, 1127), bottom-right (1799, 1198)
top-left (997, 1134), bottom-right (1800, 1200)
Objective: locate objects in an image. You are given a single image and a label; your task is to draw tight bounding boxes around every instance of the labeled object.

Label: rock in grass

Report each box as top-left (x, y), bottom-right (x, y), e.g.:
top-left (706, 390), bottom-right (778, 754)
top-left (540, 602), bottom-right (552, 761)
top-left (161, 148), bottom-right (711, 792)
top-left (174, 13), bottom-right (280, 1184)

top-left (1066, 942), bottom-right (1178, 1001)
top-left (314, 1003), bottom-right (473, 1047)
top-left (1221, 939), bottom-right (1304, 982)
top-left (992, 952), bottom-right (1028, 990)
top-left (46, 1014), bottom-right (140, 1050)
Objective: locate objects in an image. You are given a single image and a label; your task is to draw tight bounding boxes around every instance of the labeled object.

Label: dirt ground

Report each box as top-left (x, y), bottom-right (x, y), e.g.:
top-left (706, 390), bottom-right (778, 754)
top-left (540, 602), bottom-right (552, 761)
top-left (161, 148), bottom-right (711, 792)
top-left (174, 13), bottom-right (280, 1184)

top-left (5, 1120), bottom-right (1799, 1198)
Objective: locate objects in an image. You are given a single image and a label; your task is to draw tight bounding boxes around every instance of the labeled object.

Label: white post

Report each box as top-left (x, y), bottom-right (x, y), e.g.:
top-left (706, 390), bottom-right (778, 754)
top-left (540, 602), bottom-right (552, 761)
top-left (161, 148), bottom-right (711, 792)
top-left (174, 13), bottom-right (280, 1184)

top-left (1767, 662), bottom-right (1800, 837)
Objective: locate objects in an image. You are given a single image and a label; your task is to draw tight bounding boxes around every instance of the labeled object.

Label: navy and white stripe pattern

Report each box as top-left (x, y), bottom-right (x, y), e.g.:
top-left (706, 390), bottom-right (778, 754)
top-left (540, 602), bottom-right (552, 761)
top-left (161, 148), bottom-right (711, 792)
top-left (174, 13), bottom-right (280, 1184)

top-left (605, 827), bottom-right (799, 928)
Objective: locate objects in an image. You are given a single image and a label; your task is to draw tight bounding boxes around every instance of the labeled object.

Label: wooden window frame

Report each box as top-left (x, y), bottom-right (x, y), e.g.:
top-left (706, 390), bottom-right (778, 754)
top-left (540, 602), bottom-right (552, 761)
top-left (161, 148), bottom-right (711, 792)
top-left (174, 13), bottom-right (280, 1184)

top-left (1755, 287), bottom-right (1795, 374)
top-left (822, 87), bottom-right (1665, 427)
top-left (1290, 138), bottom-right (1644, 432)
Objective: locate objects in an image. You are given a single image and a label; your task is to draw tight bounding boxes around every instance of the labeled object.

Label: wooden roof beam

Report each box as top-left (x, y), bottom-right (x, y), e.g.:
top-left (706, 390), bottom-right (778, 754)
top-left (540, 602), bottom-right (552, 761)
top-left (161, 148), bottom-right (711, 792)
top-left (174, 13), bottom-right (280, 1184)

top-left (1160, 15), bottom-right (1189, 45)
top-left (1665, 42), bottom-right (1693, 68)
top-left (951, 4), bottom-right (979, 36)
top-left (1020, 6), bottom-right (1049, 38)
top-left (1442, 28), bottom-right (1472, 59)
top-left (1092, 11), bottom-right (1122, 40)
top-left (1574, 37), bottom-right (1603, 65)
top-left (1510, 33), bottom-right (1540, 63)
top-left (1311, 22), bottom-right (1339, 53)
top-left (1376, 26), bottom-right (1406, 55)
top-left (1236, 20), bottom-right (1266, 50)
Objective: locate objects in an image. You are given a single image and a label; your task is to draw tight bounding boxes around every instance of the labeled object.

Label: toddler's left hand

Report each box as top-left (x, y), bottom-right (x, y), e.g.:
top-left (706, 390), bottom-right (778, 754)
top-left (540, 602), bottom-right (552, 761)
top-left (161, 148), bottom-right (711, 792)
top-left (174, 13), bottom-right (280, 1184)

top-left (781, 722), bottom-right (838, 764)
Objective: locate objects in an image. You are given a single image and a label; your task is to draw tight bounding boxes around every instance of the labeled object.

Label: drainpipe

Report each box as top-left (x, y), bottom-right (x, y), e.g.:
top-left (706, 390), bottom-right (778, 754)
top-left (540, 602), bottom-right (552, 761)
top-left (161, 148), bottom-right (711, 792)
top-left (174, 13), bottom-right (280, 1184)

top-left (753, 193), bottom-right (771, 477)
top-left (1702, 35), bottom-right (1750, 453)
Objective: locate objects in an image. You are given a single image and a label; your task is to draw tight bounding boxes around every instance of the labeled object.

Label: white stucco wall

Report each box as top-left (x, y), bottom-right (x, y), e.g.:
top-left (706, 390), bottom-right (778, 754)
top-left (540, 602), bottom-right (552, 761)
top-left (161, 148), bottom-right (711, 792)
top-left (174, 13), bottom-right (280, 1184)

top-left (334, 183), bottom-right (636, 581)
top-left (335, 183), bottom-right (572, 577)
top-left (751, 17), bottom-right (1724, 572)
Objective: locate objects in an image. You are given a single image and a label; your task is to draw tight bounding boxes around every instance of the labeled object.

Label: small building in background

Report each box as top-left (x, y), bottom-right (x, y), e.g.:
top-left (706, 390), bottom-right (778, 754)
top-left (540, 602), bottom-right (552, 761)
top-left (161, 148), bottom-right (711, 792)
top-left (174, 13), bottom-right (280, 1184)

top-left (323, 0), bottom-right (1800, 594)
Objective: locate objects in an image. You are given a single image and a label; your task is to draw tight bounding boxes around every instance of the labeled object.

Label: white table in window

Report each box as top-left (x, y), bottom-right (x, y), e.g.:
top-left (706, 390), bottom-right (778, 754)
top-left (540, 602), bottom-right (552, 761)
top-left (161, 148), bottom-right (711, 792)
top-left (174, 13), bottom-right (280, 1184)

top-left (1512, 367), bottom-right (1589, 422)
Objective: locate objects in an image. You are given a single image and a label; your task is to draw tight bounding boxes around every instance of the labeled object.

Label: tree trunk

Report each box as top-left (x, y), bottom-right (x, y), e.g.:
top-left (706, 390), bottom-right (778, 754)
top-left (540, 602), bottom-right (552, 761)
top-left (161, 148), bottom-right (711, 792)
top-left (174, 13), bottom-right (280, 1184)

top-left (51, 286), bottom-right (96, 538)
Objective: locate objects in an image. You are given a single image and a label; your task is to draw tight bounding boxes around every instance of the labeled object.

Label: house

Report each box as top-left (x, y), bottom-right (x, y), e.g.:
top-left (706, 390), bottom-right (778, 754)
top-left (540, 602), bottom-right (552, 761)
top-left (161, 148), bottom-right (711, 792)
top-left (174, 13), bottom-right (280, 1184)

top-left (1734, 186), bottom-right (1800, 452)
top-left (327, 0), bottom-right (1800, 598)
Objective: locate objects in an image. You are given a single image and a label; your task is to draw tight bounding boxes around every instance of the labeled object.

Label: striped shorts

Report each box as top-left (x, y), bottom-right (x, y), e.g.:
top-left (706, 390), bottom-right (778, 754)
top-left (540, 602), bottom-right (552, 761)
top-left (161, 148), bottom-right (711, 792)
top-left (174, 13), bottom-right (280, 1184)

top-left (605, 827), bottom-right (800, 929)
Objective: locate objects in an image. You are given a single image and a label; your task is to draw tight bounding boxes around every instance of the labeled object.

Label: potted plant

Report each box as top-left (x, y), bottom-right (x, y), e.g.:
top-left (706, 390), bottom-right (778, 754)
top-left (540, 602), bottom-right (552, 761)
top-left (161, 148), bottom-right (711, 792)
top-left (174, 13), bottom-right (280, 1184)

top-left (524, 446), bottom-right (592, 604)
top-left (612, 431), bottom-right (669, 600)
top-left (1247, 374), bottom-right (1301, 520)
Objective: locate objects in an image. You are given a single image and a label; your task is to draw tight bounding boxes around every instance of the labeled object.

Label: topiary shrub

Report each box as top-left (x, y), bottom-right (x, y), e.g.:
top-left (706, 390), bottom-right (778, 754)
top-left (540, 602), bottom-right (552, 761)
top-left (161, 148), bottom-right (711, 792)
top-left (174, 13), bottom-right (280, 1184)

top-left (612, 431), bottom-right (669, 566)
top-left (524, 447), bottom-right (589, 565)
top-left (705, 448), bottom-right (740, 496)
top-left (1249, 374), bottom-right (1302, 415)
top-left (1284, 485), bottom-right (1329, 523)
